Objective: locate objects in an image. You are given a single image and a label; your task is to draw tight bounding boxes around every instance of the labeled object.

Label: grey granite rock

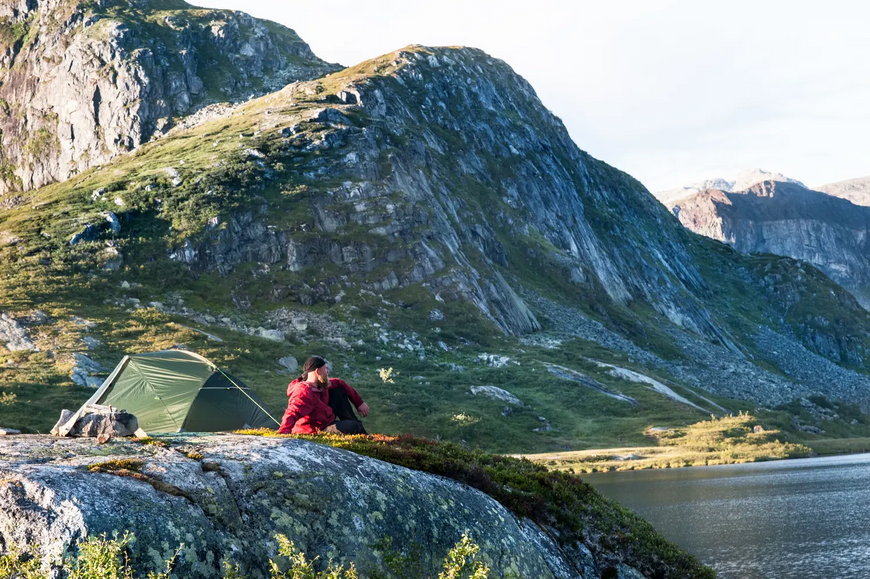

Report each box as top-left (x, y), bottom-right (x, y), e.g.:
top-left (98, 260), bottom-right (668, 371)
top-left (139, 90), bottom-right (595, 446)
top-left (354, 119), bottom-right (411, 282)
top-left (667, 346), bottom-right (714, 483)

top-left (70, 353), bottom-right (106, 388)
top-left (0, 434), bottom-right (621, 578)
top-left (0, 313), bottom-right (37, 351)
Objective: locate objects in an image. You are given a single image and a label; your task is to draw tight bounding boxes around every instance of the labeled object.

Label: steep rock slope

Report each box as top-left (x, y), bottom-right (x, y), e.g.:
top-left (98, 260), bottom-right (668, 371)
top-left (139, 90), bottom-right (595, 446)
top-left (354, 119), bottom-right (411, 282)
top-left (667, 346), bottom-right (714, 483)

top-left (816, 175), bottom-right (870, 207)
top-left (0, 0), bottom-right (335, 194)
top-left (164, 47), bottom-right (734, 342)
top-left (671, 181), bottom-right (870, 307)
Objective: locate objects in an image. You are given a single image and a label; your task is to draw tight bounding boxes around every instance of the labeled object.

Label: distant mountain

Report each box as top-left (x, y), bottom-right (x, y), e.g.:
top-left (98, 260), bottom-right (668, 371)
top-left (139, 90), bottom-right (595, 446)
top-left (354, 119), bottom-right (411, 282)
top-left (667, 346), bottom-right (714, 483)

top-left (656, 169), bottom-right (806, 204)
top-left (671, 180), bottom-right (870, 309)
top-left (816, 176), bottom-right (870, 207)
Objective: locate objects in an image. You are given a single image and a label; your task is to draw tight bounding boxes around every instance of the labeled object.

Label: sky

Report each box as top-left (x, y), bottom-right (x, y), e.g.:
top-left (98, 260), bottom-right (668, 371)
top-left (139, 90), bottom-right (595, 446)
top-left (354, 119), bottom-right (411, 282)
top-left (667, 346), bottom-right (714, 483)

top-left (191, 0), bottom-right (870, 193)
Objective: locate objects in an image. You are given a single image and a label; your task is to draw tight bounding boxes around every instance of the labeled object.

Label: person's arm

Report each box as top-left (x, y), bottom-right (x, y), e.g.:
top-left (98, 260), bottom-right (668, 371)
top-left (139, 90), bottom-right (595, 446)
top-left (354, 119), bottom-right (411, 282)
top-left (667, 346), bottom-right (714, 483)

top-left (278, 391), bottom-right (315, 434)
top-left (329, 378), bottom-right (369, 418)
top-left (332, 378), bottom-right (364, 407)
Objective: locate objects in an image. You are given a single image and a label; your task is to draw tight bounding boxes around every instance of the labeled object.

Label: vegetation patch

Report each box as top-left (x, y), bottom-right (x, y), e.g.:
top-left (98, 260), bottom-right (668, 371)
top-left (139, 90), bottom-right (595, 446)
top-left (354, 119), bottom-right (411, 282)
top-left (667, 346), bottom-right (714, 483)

top-left (525, 413), bottom-right (810, 473)
top-left (1, 529), bottom-right (492, 579)
top-left (87, 458), bottom-right (144, 473)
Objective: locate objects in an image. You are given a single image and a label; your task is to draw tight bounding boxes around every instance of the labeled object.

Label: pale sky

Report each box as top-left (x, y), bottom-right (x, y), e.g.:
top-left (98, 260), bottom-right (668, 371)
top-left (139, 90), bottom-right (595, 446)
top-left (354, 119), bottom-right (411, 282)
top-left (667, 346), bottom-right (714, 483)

top-left (192, 0), bottom-right (870, 193)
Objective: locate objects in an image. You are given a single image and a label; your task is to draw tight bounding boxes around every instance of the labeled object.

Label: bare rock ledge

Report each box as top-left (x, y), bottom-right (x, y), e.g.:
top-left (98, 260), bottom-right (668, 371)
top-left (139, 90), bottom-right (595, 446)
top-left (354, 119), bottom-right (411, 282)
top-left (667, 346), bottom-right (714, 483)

top-left (0, 434), bottom-right (621, 579)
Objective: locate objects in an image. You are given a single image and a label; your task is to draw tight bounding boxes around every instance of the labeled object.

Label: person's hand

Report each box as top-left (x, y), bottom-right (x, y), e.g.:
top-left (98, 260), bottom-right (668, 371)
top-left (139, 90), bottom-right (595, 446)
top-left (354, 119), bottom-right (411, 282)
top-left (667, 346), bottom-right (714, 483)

top-left (324, 424), bottom-right (340, 434)
top-left (357, 403), bottom-right (370, 418)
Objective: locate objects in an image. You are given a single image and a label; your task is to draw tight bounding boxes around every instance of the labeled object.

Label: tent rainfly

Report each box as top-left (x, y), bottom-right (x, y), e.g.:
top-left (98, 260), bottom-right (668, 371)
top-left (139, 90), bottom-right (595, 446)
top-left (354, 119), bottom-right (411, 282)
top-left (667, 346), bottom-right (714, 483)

top-left (71, 350), bottom-right (279, 434)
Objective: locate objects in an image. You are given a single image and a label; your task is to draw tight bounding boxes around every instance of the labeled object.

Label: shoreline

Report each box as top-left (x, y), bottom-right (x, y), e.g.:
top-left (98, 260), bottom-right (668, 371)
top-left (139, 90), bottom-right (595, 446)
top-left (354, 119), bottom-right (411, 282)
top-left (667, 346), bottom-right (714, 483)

top-left (522, 436), bottom-right (870, 474)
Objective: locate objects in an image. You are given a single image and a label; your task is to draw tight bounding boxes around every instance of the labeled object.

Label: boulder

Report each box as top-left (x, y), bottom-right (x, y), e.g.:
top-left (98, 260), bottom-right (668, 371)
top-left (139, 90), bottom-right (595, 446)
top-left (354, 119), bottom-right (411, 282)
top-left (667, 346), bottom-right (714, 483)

top-left (257, 328), bottom-right (285, 342)
top-left (70, 353), bottom-right (106, 388)
top-left (276, 356), bottom-right (298, 375)
top-left (0, 434), bottom-right (633, 579)
top-left (0, 313), bottom-right (37, 352)
top-left (105, 212), bottom-right (122, 234)
top-left (311, 107), bottom-right (350, 126)
top-left (470, 385), bottom-right (524, 406)
top-left (50, 406), bottom-right (139, 438)
top-left (69, 224), bottom-right (100, 246)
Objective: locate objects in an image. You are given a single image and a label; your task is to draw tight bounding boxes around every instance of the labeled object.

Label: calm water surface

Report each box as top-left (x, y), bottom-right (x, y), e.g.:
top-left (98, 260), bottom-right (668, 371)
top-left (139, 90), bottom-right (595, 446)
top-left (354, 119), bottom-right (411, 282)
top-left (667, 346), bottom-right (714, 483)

top-left (584, 453), bottom-right (870, 578)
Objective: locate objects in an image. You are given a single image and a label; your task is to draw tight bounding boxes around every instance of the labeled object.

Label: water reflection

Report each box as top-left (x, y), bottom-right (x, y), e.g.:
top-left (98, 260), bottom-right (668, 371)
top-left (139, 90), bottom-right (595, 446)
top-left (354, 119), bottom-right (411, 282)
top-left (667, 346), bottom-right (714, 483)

top-left (585, 454), bottom-right (870, 578)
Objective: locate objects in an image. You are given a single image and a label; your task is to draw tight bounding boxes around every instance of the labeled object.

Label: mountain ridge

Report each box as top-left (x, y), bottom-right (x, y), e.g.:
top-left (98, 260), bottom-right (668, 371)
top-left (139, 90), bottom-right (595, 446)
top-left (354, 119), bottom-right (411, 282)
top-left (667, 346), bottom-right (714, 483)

top-left (671, 180), bottom-right (870, 310)
top-left (656, 168), bottom-right (806, 204)
top-left (816, 175), bottom-right (870, 207)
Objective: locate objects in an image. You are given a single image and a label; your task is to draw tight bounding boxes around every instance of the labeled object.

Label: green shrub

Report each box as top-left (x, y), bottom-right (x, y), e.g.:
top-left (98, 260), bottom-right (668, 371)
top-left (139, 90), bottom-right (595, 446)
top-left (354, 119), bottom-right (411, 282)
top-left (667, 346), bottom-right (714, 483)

top-left (437, 532), bottom-right (489, 579)
top-left (269, 534), bottom-right (358, 579)
top-left (1, 530), bottom-right (492, 579)
top-left (67, 532), bottom-right (134, 579)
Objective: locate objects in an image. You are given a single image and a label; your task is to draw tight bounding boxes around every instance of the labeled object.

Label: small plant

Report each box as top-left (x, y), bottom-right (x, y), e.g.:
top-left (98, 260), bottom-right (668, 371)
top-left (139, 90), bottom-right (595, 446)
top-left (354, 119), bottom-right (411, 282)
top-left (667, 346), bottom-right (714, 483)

top-left (0, 391), bottom-right (16, 405)
top-left (378, 367), bottom-right (396, 384)
top-left (0, 545), bottom-right (43, 579)
top-left (222, 560), bottom-right (244, 579)
top-left (269, 534), bottom-right (358, 579)
top-left (67, 531), bottom-right (134, 579)
top-left (451, 413), bottom-right (479, 425)
top-left (438, 532), bottom-right (490, 579)
top-left (144, 545), bottom-right (182, 579)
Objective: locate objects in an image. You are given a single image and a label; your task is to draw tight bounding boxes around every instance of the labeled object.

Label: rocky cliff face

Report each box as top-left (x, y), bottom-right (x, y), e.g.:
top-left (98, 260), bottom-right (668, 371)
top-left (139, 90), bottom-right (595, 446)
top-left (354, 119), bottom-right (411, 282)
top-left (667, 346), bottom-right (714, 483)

top-left (0, 434), bottom-right (682, 579)
top-left (0, 0), bottom-right (335, 194)
top-left (671, 181), bottom-right (870, 308)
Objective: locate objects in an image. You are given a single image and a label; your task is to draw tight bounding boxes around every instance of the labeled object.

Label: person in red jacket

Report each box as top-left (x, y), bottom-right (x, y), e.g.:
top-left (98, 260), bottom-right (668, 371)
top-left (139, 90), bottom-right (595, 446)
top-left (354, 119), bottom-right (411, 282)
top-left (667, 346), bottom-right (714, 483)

top-left (278, 356), bottom-right (370, 435)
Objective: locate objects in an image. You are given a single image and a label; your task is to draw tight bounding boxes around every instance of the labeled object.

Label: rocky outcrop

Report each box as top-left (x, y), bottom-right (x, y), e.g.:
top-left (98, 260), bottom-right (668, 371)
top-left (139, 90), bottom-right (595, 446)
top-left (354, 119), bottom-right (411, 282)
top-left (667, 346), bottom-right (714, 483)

top-left (0, 312), bottom-right (36, 351)
top-left (0, 434), bottom-right (652, 579)
top-left (0, 0), bottom-right (336, 193)
top-left (671, 181), bottom-right (870, 308)
top-left (816, 175), bottom-right (870, 207)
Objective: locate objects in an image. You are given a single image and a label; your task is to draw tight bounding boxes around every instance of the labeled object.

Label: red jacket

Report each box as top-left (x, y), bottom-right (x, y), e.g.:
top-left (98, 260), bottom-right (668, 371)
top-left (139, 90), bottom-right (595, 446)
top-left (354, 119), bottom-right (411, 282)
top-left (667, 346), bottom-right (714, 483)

top-left (278, 378), bottom-right (364, 434)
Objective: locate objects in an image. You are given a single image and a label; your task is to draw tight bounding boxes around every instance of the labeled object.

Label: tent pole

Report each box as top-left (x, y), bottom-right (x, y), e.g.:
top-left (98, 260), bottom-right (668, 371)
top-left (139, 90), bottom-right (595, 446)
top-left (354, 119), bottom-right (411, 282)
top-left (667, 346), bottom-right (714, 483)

top-left (214, 367), bottom-right (281, 427)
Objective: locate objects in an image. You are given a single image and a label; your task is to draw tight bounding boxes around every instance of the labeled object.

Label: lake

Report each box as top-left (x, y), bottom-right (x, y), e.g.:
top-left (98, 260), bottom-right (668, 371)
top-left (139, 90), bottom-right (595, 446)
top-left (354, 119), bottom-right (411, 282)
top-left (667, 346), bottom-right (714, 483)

top-left (584, 453), bottom-right (870, 578)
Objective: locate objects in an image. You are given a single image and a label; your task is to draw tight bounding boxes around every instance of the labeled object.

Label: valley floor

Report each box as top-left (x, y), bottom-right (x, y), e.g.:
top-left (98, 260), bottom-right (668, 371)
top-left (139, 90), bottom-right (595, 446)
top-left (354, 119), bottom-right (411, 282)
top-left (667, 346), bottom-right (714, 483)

top-left (522, 413), bottom-right (810, 472)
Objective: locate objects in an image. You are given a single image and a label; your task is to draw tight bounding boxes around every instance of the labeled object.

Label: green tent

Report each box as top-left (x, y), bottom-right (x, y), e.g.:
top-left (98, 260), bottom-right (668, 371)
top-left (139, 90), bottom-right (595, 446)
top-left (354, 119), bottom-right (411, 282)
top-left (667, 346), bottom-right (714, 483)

top-left (76, 350), bottom-right (279, 433)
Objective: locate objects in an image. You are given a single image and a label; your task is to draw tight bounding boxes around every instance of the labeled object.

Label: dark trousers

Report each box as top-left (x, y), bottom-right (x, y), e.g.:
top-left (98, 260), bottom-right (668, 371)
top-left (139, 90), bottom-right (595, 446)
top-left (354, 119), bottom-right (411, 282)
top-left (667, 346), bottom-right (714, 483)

top-left (328, 387), bottom-right (367, 435)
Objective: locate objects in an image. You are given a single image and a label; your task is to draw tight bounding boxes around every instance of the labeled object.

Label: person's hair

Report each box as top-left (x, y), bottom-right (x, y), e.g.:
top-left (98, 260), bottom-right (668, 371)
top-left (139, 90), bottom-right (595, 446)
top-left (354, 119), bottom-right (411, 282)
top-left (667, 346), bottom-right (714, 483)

top-left (302, 356), bottom-right (327, 377)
